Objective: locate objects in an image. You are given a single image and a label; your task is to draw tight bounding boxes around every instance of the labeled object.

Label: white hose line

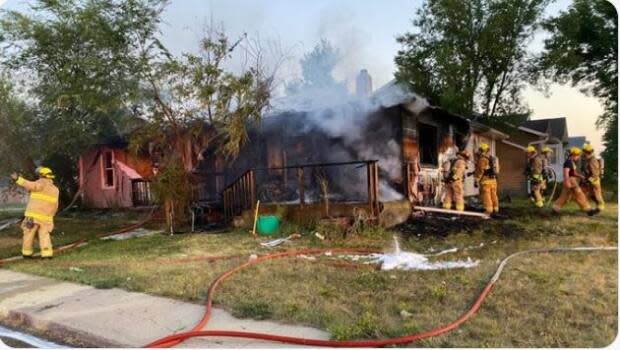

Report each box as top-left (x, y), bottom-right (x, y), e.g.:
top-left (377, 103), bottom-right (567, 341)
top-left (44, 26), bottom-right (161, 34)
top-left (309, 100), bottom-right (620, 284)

top-left (544, 167), bottom-right (558, 208)
top-left (490, 246), bottom-right (617, 284)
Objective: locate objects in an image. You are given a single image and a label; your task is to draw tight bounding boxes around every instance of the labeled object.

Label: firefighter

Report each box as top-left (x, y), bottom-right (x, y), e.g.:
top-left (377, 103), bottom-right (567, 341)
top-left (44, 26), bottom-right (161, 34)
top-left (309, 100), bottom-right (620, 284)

top-left (443, 150), bottom-right (470, 212)
top-left (581, 143), bottom-right (605, 211)
top-left (525, 146), bottom-right (545, 208)
top-left (540, 146), bottom-right (554, 190)
top-left (10, 167), bottom-right (60, 258)
top-left (552, 148), bottom-right (598, 216)
top-left (475, 143), bottom-right (499, 215)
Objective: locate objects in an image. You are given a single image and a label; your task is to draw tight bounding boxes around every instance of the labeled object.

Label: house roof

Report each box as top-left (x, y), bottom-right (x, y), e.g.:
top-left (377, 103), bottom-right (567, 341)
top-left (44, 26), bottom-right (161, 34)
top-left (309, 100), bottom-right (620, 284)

top-left (267, 80), bottom-right (470, 125)
top-left (521, 118), bottom-right (569, 144)
top-left (470, 120), bottom-right (509, 139)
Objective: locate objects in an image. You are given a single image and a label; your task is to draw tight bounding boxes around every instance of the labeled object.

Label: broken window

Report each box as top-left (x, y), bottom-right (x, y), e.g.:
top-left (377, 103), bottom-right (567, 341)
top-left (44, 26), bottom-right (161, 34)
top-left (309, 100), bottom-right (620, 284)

top-left (102, 150), bottom-right (115, 188)
top-left (418, 122), bottom-right (438, 166)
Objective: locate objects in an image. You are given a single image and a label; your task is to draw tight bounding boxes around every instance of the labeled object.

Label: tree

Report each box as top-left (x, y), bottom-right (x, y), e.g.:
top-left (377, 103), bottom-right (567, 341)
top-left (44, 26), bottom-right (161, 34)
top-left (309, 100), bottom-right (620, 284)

top-left (132, 28), bottom-right (273, 232)
top-left (285, 39), bottom-right (346, 95)
top-left (394, 0), bottom-right (549, 117)
top-left (537, 0), bottom-right (617, 185)
top-left (0, 76), bottom-right (38, 175)
top-left (0, 0), bottom-right (169, 201)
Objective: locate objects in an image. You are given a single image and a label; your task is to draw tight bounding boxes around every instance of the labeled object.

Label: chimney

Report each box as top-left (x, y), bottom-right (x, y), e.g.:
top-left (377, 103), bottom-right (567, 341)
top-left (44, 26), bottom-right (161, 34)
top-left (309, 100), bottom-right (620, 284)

top-left (355, 69), bottom-right (373, 97)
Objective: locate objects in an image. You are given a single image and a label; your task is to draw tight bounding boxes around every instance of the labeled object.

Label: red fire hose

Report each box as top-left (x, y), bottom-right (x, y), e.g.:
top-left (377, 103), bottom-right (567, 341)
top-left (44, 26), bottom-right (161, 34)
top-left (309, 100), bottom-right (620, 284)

top-left (145, 246), bottom-right (617, 348)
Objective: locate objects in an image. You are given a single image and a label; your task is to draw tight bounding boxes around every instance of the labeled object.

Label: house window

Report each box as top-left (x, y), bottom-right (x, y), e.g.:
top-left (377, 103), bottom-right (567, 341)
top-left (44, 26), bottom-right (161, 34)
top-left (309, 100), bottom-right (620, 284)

top-left (101, 150), bottom-right (115, 189)
top-left (418, 122), bottom-right (438, 166)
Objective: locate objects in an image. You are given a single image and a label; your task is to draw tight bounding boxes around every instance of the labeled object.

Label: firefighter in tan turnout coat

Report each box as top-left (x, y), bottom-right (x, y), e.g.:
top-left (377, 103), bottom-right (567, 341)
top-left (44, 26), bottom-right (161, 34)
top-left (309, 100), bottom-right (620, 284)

top-left (581, 143), bottom-right (605, 211)
top-left (525, 146), bottom-right (545, 208)
top-left (475, 143), bottom-right (500, 215)
top-left (443, 150), bottom-right (471, 212)
top-left (10, 167), bottom-right (60, 258)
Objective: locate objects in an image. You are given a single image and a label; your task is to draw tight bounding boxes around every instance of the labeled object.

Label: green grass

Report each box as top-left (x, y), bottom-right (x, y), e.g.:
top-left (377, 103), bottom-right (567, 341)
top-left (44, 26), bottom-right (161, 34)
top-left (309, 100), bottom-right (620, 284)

top-left (2, 201), bottom-right (617, 347)
top-left (0, 209), bottom-right (143, 259)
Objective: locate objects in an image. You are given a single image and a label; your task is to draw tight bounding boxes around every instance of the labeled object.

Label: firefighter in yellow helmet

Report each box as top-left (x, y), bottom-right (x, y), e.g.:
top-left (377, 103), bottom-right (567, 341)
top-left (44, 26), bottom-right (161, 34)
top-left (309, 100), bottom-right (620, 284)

top-left (10, 167), bottom-right (60, 258)
top-left (443, 150), bottom-right (470, 212)
top-left (475, 143), bottom-right (500, 215)
top-left (552, 148), bottom-right (598, 216)
top-left (540, 146), bottom-right (554, 190)
top-left (580, 143), bottom-right (605, 211)
top-left (525, 145), bottom-right (545, 208)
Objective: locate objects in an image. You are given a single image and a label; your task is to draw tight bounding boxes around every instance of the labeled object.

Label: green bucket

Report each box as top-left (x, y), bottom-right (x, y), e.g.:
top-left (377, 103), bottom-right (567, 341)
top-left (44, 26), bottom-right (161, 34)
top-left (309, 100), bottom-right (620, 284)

top-left (256, 215), bottom-right (280, 236)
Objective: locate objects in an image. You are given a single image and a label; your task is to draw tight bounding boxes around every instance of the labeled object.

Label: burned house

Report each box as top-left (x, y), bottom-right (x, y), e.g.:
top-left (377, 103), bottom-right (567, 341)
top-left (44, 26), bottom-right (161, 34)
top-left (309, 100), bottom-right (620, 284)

top-left (194, 81), bottom-right (475, 219)
top-left (79, 80), bottom-right (551, 220)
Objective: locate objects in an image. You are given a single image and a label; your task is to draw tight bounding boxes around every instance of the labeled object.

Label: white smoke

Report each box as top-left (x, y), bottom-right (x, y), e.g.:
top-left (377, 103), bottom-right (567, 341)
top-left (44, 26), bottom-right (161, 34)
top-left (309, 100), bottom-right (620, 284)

top-left (267, 80), bottom-right (430, 202)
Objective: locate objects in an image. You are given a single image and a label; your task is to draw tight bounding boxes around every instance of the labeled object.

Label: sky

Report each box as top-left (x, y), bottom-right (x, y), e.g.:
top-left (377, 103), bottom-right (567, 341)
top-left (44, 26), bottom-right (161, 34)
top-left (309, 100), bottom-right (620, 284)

top-left (0, 0), bottom-right (609, 153)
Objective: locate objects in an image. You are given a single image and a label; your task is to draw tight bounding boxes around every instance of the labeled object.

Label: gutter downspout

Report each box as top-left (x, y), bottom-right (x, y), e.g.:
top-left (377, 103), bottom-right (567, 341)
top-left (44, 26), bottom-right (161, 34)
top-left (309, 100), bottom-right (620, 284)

top-left (501, 139), bottom-right (527, 151)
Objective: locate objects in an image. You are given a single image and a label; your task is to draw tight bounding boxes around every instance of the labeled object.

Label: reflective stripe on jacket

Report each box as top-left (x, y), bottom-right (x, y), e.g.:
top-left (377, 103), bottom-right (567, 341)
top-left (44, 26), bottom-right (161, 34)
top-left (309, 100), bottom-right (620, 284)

top-left (16, 177), bottom-right (59, 224)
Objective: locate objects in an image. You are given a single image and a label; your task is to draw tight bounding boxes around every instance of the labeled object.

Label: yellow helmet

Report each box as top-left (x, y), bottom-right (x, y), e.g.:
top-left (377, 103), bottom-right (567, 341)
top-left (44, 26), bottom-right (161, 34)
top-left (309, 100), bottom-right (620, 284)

top-left (36, 166), bottom-right (55, 179)
top-left (569, 147), bottom-right (582, 156)
top-left (582, 143), bottom-right (594, 153)
top-left (526, 145), bottom-right (537, 153)
top-left (478, 143), bottom-right (489, 152)
top-left (542, 146), bottom-right (553, 154)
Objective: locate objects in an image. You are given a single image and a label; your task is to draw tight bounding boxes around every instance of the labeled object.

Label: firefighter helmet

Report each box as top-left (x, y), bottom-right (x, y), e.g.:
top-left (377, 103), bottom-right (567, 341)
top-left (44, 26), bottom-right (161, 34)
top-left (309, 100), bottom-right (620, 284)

top-left (36, 166), bottom-right (55, 179)
top-left (569, 147), bottom-right (582, 156)
top-left (478, 143), bottom-right (490, 152)
top-left (542, 146), bottom-right (553, 154)
top-left (582, 143), bottom-right (594, 153)
top-left (526, 145), bottom-right (537, 154)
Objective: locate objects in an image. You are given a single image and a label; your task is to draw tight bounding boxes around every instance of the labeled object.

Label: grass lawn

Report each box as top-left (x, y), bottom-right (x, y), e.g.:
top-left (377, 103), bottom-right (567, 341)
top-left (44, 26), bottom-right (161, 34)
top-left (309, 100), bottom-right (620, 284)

top-left (0, 209), bottom-right (143, 259)
top-left (1, 200), bottom-right (617, 347)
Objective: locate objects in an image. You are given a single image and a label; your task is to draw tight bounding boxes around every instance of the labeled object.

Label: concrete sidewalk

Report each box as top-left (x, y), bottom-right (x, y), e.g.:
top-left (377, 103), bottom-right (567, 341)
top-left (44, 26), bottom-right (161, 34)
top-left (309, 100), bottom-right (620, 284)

top-left (0, 270), bottom-right (329, 348)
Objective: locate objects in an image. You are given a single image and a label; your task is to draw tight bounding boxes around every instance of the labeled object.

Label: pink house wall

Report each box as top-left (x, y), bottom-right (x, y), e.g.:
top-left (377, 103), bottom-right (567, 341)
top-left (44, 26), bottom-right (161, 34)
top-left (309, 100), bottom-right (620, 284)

top-left (80, 147), bottom-right (137, 208)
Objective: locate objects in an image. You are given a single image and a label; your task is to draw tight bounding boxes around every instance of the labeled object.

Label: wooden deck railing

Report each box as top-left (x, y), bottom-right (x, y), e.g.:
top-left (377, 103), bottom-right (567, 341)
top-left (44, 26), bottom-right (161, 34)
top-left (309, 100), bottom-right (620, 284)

top-left (222, 160), bottom-right (380, 220)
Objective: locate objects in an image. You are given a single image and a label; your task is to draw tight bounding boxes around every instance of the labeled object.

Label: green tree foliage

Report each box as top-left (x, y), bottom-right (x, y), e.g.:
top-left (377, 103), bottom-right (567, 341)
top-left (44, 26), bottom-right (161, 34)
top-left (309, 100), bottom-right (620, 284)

top-left (0, 0), bottom-right (169, 199)
top-left (537, 0), bottom-right (617, 185)
top-left (394, 0), bottom-right (549, 117)
top-left (285, 39), bottom-right (346, 95)
top-left (131, 29), bottom-right (273, 230)
top-left (0, 77), bottom-right (37, 174)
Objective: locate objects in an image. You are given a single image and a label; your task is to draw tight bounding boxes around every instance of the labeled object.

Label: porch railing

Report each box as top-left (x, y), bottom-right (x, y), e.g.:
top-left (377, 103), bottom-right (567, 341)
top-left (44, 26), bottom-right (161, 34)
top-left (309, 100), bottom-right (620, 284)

top-left (131, 180), bottom-right (154, 207)
top-left (222, 160), bottom-right (380, 220)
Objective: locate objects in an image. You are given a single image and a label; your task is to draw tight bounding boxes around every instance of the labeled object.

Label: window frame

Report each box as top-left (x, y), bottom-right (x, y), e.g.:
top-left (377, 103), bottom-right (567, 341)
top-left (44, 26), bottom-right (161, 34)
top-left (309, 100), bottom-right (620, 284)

top-left (101, 149), bottom-right (116, 189)
top-left (417, 122), bottom-right (439, 166)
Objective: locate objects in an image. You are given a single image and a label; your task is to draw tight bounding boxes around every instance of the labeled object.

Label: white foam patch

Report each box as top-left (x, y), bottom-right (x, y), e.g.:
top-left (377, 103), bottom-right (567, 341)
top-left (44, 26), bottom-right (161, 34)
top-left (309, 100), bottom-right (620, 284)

top-left (369, 252), bottom-right (479, 271)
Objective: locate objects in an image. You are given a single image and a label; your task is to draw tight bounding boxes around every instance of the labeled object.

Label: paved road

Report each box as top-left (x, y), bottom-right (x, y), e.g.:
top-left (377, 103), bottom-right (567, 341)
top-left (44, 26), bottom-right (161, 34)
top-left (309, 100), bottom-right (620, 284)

top-left (0, 270), bottom-right (329, 348)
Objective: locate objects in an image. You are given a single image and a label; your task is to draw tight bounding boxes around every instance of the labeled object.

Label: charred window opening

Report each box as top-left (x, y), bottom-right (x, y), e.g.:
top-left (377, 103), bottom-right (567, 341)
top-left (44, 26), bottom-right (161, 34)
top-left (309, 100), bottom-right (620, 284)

top-left (266, 139), bottom-right (284, 175)
top-left (102, 150), bottom-right (115, 188)
top-left (418, 122), bottom-right (438, 166)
